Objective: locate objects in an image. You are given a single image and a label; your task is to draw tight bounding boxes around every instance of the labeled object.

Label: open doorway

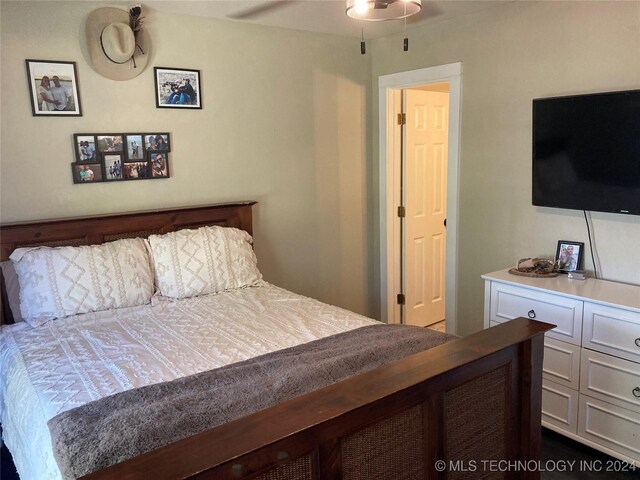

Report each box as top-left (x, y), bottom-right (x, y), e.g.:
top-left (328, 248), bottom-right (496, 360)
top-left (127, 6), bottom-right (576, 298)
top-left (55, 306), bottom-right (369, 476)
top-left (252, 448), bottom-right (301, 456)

top-left (378, 63), bottom-right (462, 334)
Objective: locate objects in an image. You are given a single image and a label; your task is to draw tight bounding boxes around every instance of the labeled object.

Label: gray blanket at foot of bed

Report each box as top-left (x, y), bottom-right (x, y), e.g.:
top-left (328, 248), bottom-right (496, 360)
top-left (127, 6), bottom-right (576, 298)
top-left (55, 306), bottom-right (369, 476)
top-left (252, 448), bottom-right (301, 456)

top-left (48, 323), bottom-right (455, 479)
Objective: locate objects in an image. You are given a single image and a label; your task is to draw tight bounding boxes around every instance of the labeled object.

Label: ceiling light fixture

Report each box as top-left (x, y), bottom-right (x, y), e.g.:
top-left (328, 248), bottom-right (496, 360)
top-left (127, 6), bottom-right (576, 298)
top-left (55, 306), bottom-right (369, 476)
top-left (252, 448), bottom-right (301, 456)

top-left (346, 0), bottom-right (422, 22)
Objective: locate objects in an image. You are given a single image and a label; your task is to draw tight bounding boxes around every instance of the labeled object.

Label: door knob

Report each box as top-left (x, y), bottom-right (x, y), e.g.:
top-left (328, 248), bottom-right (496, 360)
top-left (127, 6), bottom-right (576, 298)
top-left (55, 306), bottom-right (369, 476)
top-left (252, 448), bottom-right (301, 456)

top-left (528, 309), bottom-right (536, 319)
top-left (633, 387), bottom-right (640, 398)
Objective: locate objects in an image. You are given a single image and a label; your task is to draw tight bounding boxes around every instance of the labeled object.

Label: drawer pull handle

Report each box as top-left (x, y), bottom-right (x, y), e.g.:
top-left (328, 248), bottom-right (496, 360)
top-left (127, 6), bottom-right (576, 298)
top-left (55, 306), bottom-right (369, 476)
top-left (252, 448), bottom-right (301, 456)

top-left (527, 309), bottom-right (536, 319)
top-left (633, 387), bottom-right (640, 398)
top-left (636, 338), bottom-right (640, 348)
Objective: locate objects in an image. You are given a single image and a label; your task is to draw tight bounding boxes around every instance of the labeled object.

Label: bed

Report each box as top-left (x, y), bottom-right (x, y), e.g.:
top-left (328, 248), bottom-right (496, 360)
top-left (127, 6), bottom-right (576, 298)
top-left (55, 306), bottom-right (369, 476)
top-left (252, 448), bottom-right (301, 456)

top-left (0, 202), bottom-right (552, 480)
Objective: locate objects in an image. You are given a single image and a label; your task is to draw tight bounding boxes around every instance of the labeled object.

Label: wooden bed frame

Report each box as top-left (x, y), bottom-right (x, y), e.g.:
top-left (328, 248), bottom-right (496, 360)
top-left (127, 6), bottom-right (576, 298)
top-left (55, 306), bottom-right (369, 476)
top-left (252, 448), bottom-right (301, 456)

top-left (0, 202), bottom-right (553, 480)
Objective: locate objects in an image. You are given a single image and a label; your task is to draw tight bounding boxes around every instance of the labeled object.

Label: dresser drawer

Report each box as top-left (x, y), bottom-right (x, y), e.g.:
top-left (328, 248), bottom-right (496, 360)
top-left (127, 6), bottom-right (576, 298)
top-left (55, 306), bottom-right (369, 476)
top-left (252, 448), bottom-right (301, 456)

top-left (542, 379), bottom-right (578, 433)
top-left (543, 338), bottom-right (581, 389)
top-left (578, 395), bottom-right (640, 462)
top-left (490, 283), bottom-right (583, 345)
top-left (580, 348), bottom-right (640, 412)
top-left (492, 322), bottom-right (581, 389)
top-left (583, 303), bottom-right (640, 363)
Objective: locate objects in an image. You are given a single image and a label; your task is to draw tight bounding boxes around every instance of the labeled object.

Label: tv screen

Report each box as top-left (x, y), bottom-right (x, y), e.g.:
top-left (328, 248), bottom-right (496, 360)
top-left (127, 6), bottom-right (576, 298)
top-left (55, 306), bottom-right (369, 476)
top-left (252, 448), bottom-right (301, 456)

top-left (532, 89), bottom-right (640, 215)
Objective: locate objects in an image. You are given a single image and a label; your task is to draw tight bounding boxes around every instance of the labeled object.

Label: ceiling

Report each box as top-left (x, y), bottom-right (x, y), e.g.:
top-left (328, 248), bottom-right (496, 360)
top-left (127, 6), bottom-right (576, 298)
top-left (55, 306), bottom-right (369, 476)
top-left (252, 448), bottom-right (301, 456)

top-left (145, 1), bottom-right (513, 39)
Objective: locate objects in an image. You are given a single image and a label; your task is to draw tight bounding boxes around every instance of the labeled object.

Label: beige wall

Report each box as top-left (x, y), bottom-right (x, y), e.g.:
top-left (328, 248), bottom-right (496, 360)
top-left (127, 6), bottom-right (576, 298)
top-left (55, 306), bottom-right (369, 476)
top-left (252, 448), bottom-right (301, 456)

top-left (371, 1), bottom-right (640, 334)
top-left (0, 1), bottom-right (374, 316)
top-left (3, 2), bottom-right (640, 334)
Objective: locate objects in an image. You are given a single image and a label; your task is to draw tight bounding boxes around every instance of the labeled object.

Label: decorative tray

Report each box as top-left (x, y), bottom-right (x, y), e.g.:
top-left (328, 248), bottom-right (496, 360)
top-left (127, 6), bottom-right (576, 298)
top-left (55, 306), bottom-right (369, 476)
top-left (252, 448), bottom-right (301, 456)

top-left (508, 267), bottom-right (558, 278)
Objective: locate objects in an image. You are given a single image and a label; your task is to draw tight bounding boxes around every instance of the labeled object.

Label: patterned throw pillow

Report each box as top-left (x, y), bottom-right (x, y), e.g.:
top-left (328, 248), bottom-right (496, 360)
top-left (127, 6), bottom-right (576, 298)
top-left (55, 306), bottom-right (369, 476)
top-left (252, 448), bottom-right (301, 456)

top-left (10, 238), bottom-right (154, 327)
top-left (147, 226), bottom-right (263, 299)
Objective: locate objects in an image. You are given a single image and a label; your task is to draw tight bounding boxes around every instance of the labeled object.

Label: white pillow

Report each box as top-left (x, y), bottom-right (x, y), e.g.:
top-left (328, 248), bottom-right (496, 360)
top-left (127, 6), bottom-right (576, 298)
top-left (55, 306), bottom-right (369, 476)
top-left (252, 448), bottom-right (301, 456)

top-left (147, 226), bottom-right (262, 299)
top-left (10, 238), bottom-right (154, 327)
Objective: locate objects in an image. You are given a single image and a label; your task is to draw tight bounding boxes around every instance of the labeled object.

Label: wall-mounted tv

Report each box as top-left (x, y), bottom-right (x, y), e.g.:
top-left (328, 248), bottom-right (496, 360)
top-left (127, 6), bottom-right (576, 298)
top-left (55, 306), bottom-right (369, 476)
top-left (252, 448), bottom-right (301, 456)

top-left (532, 89), bottom-right (640, 215)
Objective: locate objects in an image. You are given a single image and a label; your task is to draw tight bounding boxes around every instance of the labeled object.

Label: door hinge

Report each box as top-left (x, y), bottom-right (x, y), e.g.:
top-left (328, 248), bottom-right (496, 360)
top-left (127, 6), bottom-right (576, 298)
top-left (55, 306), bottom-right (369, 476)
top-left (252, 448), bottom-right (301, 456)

top-left (397, 206), bottom-right (406, 218)
top-left (397, 113), bottom-right (406, 125)
top-left (397, 293), bottom-right (406, 305)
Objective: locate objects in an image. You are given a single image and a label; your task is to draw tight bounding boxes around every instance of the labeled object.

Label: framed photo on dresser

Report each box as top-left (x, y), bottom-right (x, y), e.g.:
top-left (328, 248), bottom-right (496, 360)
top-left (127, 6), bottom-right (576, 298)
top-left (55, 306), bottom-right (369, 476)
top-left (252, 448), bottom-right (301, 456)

top-left (555, 240), bottom-right (584, 273)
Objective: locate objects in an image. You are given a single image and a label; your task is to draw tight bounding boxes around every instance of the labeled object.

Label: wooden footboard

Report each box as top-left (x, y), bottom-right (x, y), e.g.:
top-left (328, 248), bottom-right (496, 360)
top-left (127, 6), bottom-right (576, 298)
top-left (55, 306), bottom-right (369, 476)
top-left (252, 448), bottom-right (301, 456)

top-left (83, 318), bottom-right (553, 480)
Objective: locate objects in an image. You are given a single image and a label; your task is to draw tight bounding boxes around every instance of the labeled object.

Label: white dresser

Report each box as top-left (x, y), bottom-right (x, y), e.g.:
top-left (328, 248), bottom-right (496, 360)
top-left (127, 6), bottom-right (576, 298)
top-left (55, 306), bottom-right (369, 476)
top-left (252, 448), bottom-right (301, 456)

top-left (482, 269), bottom-right (640, 464)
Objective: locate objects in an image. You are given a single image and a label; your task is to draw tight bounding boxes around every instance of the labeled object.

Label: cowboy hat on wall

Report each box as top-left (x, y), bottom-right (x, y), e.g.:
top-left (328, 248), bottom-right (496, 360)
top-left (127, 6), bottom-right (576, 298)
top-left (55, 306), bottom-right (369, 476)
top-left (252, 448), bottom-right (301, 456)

top-left (85, 6), bottom-right (151, 81)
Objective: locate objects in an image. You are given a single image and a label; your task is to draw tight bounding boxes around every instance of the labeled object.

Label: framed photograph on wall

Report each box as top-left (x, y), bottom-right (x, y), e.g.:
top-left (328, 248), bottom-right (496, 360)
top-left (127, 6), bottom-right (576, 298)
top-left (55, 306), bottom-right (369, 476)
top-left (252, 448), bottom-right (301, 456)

top-left (123, 161), bottom-right (151, 180)
top-left (104, 154), bottom-right (124, 181)
top-left (149, 152), bottom-right (170, 178)
top-left (144, 133), bottom-right (171, 152)
top-left (97, 134), bottom-right (124, 153)
top-left (71, 163), bottom-right (103, 183)
top-left (73, 134), bottom-right (97, 162)
top-left (555, 240), bottom-right (584, 273)
top-left (125, 134), bottom-right (144, 161)
top-left (26, 60), bottom-right (82, 116)
top-left (154, 67), bottom-right (201, 109)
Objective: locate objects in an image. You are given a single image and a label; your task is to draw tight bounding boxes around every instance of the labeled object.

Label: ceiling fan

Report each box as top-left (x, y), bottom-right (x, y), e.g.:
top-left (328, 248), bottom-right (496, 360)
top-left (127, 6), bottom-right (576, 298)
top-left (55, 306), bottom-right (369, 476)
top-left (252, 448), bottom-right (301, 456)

top-left (228, 0), bottom-right (443, 22)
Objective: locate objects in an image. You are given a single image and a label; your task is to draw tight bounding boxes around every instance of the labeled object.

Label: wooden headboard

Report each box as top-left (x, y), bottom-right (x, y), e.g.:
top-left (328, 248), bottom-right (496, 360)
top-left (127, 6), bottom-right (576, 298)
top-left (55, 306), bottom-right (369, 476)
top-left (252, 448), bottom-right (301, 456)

top-left (0, 201), bottom-right (257, 324)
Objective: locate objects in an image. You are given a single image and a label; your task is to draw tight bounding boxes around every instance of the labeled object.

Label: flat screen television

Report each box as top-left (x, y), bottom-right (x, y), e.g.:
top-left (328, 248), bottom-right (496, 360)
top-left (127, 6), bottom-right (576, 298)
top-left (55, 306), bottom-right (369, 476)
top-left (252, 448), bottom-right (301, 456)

top-left (532, 89), bottom-right (640, 215)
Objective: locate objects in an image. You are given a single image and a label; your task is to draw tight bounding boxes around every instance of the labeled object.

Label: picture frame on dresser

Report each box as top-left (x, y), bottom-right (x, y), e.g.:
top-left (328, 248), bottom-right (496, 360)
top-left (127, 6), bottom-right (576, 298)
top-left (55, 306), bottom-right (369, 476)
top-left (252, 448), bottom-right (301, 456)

top-left (555, 240), bottom-right (584, 273)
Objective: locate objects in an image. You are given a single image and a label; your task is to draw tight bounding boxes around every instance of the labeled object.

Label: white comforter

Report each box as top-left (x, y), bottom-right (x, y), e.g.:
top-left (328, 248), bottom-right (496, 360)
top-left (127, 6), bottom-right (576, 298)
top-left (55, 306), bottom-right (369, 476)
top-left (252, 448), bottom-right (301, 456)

top-left (0, 283), bottom-right (377, 480)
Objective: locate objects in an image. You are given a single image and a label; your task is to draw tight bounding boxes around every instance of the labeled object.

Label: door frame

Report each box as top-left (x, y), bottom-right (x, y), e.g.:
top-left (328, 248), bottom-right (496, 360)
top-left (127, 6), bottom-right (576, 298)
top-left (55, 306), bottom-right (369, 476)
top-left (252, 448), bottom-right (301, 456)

top-left (378, 62), bottom-right (462, 332)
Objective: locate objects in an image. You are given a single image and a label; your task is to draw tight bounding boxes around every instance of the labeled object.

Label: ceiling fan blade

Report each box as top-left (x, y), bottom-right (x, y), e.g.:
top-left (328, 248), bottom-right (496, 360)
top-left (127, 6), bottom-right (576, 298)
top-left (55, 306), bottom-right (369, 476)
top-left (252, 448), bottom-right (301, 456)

top-left (228, 1), bottom-right (297, 20)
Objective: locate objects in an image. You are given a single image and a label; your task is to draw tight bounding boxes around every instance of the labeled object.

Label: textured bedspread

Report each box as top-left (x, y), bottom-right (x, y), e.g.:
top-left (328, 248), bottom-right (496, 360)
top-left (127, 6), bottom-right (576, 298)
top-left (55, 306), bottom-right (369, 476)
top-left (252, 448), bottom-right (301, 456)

top-left (48, 323), bottom-right (454, 479)
top-left (0, 283), bottom-right (378, 480)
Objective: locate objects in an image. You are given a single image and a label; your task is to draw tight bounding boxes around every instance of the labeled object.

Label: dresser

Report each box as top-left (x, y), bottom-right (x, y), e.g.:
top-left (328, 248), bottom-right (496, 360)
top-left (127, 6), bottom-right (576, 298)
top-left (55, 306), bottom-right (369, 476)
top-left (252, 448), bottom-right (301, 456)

top-left (482, 269), bottom-right (640, 464)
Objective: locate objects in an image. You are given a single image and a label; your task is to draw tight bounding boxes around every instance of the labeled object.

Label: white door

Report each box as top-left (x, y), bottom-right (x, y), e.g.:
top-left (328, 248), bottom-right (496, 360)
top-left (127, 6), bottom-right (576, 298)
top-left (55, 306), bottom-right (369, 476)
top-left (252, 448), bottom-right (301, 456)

top-left (404, 89), bottom-right (449, 327)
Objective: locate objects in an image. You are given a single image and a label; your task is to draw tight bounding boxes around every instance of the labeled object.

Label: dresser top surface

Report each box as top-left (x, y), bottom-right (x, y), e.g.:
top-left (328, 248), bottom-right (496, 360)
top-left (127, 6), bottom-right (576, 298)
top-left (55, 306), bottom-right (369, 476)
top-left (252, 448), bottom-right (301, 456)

top-left (482, 269), bottom-right (640, 312)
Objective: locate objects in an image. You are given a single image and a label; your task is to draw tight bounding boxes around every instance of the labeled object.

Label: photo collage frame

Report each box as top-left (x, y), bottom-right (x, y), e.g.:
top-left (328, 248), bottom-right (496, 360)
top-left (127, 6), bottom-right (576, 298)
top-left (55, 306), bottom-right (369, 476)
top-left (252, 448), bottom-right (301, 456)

top-left (72, 133), bottom-right (171, 184)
